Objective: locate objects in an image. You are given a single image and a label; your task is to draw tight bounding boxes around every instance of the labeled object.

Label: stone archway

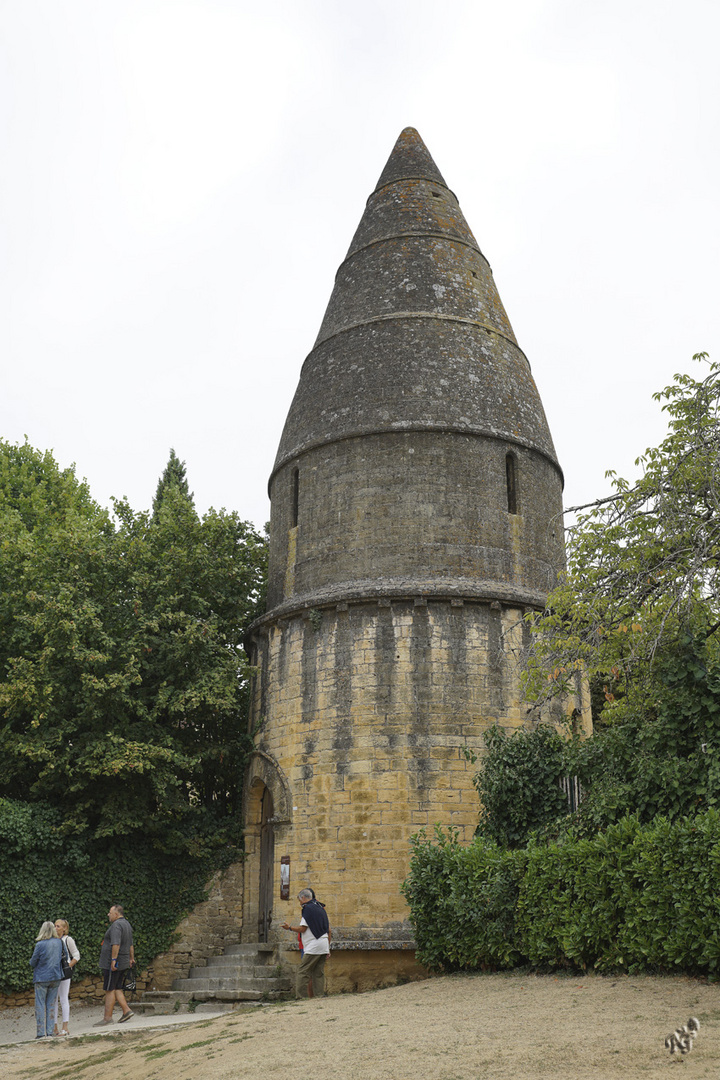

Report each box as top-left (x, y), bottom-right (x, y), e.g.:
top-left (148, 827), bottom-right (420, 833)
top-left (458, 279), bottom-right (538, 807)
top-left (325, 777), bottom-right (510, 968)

top-left (242, 751), bottom-right (292, 944)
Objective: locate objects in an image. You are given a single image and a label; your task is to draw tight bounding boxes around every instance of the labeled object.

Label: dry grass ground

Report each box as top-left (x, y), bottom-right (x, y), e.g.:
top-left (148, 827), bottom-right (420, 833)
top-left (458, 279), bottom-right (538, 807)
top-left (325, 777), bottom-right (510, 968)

top-left (3, 971), bottom-right (720, 1080)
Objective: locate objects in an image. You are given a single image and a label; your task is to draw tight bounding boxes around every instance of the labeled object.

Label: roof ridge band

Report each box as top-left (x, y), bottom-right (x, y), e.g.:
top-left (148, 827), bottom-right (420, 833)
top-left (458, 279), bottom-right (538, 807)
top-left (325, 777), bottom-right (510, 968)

top-left (313, 310), bottom-right (529, 361)
top-left (340, 231), bottom-right (487, 271)
top-left (369, 177), bottom-right (458, 200)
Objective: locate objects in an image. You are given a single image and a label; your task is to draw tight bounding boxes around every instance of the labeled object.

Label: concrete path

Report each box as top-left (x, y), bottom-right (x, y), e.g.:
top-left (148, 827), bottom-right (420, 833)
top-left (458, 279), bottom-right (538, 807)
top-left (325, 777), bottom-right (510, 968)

top-left (0, 1000), bottom-right (236, 1046)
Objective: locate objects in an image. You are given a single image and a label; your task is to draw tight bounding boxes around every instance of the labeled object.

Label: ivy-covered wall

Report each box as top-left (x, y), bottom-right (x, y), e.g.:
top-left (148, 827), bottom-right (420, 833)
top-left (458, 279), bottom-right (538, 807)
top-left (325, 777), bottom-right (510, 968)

top-left (0, 798), bottom-right (232, 1000)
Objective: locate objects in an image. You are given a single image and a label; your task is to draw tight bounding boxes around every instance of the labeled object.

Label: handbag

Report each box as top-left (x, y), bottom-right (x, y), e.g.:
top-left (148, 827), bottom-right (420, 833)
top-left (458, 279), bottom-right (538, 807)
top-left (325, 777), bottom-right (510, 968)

top-left (123, 963), bottom-right (137, 993)
top-left (60, 937), bottom-right (72, 980)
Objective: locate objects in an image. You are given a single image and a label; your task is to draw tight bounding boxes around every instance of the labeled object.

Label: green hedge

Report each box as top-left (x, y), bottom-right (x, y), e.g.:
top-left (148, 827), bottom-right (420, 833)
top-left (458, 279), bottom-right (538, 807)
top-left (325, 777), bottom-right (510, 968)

top-left (0, 798), bottom-right (236, 994)
top-left (401, 813), bottom-right (720, 974)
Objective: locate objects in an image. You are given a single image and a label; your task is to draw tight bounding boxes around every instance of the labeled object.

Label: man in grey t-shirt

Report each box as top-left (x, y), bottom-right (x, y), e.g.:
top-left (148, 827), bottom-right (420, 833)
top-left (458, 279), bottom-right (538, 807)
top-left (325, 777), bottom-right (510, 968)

top-left (94, 904), bottom-right (135, 1026)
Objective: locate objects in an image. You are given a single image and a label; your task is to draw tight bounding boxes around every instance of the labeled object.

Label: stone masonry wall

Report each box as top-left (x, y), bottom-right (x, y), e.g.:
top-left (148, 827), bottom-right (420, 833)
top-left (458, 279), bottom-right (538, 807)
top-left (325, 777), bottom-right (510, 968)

top-left (268, 431), bottom-right (565, 612)
top-left (281, 946), bottom-right (428, 994)
top-left (245, 598), bottom-right (581, 943)
top-left (149, 860), bottom-right (244, 991)
top-left (0, 973), bottom-right (143, 1011)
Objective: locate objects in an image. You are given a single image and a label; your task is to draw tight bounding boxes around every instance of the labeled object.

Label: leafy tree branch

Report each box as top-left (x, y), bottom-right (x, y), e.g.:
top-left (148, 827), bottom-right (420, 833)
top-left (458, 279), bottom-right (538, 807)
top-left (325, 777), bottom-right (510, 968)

top-left (524, 353), bottom-right (720, 713)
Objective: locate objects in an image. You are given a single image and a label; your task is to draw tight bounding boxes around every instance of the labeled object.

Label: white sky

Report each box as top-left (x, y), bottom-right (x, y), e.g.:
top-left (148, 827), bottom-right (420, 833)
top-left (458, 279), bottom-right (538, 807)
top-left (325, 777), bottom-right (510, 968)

top-left (1, 0), bottom-right (718, 530)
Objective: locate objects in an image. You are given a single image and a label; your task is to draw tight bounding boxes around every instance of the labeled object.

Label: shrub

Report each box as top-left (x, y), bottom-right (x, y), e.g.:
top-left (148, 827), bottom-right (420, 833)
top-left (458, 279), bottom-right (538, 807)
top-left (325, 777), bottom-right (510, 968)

top-left (401, 826), bottom-right (525, 970)
top-left (403, 811), bottom-right (720, 975)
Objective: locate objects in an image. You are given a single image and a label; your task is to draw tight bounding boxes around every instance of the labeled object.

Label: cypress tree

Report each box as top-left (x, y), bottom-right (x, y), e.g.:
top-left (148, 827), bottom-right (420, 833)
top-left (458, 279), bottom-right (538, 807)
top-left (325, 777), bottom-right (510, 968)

top-left (152, 448), bottom-right (194, 517)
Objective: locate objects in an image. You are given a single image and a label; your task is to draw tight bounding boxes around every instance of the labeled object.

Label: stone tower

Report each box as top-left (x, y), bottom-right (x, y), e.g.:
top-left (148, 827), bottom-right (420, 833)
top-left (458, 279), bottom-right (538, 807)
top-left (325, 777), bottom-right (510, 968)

top-left (243, 128), bottom-right (587, 989)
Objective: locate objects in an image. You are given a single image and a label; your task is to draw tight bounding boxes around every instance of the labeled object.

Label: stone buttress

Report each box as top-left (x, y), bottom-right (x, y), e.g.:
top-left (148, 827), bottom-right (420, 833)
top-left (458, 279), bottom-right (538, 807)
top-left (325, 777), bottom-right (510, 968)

top-left (242, 128), bottom-right (590, 990)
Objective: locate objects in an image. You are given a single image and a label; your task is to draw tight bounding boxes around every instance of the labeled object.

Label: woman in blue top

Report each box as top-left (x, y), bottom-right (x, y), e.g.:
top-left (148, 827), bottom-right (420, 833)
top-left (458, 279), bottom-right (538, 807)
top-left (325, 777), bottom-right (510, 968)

top-left (29, 921), bottom-right (63, 1039)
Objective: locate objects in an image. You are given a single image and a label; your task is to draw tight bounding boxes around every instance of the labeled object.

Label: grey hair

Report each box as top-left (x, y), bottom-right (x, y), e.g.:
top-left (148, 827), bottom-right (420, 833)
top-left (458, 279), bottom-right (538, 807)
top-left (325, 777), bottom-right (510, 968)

top-left (36, 921), bottom-right (58, 941)
top-left (297, 889), bottom-right (313, 902)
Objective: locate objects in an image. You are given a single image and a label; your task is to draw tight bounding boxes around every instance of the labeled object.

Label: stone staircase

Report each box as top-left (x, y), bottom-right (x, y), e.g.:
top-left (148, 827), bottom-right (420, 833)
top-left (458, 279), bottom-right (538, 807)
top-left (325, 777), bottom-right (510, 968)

top-left (138, 943), bottom-right (293, 1015)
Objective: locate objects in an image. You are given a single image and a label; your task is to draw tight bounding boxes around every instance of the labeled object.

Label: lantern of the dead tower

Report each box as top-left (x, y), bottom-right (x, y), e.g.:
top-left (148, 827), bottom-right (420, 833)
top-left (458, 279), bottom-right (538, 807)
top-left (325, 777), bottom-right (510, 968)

top-left (243, 128), bottom-right (587, 988)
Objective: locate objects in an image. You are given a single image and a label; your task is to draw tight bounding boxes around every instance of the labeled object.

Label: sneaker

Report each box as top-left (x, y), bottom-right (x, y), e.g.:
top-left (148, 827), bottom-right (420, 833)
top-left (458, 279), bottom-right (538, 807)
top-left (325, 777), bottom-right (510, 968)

top-left (118, 1011), bottom-right (134, 1023)
top-left (93, 1019), bottom-right (114, 1027)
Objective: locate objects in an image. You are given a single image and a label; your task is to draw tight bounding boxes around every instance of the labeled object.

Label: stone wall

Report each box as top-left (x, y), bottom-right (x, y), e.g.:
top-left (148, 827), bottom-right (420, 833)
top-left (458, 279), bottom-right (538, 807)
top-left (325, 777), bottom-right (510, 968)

top-left (267, 431), bottom-right (565, 613)
top-left (281, 945), bottom-right (428, 994)
top-left (148, 859), bottom-right (244, 991)
top-left (0, 971), bottom-right (151, 1011)
top-left (244, 598), bottom-right (588, 950)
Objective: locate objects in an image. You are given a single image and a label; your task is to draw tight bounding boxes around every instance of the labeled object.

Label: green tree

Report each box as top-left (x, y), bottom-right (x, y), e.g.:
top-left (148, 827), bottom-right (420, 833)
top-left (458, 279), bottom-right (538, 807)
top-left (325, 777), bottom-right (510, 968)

top-left (0, 438), bottom-right (101, 531)
top-left (152, 448), bottom-right (194, 517)
top-left (471, 725), bottom-right (571, 848)
top-left (0, 440), bottom-right (267, 853)
top-left (473, 634), bottom-right (720, 842)
top-left (525, 353), bottom-right (720, 717)
top-left (565, 633), bottom-right (720, 834)
top-left (112, 489), bottom-right (267, 842)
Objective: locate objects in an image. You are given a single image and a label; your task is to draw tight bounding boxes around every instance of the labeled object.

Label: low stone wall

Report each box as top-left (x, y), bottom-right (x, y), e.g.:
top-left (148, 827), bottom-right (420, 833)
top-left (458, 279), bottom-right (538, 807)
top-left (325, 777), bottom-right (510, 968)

top-left (0, 970), bottom-right (151, 1010)
top-left (281, 946), bottom-right (428, 995)
top-left (147, 860), bottom-right (244, 991)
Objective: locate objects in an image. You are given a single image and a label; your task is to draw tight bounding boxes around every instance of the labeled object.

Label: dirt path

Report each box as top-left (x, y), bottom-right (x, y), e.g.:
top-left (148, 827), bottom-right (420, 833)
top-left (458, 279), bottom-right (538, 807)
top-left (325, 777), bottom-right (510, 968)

top-left (3, 972), bottom-right (719, 1079)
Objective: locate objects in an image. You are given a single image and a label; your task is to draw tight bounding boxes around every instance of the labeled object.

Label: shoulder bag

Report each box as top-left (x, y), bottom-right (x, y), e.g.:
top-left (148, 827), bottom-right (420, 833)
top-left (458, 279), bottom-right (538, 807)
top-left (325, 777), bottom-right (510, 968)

top-left (60, 937), bottom-right (72, 980)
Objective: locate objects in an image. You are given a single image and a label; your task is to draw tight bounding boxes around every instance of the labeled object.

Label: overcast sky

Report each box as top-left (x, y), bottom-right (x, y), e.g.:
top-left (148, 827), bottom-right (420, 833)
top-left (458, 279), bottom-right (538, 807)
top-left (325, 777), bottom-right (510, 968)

top-left (2, 0), bottom-right (718, 530)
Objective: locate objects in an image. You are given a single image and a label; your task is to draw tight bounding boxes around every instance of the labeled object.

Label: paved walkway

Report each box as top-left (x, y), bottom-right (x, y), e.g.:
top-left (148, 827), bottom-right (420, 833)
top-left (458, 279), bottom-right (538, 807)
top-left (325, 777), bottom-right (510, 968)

top-left (0, 1001), bottom-right (235, 1046)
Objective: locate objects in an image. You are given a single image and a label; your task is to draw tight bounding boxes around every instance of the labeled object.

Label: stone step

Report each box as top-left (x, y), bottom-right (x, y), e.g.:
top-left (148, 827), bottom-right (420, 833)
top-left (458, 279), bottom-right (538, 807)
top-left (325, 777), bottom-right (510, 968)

top-left (119, 1001), bottom-right (156, 1015)
top-left (160, 942), bottom-right (293, 1007)
top-left (172, 976), bottom-right (291, 994)
top-left (202, 953), bottom-right (277, 968)
top-left (194, 1002), bottom-right (246, 1013)
top-left (128, 1001), bottom-right (192, 1016)
top-left (169, 984), bottom-right (264, 1001)
top-left (222, 943), bottom-right (275, 957)
top-left (188, 963), bottom-right (281, 980)
top-left (135, 991), bottom-right (260, 1015)
top-left (192, 989), bottom-right (265, 1003)
top-left (142, 991), bottom-right (194, 1004)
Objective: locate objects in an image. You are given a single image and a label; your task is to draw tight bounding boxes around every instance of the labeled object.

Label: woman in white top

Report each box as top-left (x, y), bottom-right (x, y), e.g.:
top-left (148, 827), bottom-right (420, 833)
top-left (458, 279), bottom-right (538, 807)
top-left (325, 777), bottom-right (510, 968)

top-left (52, 919), bottom-right (80, 1036)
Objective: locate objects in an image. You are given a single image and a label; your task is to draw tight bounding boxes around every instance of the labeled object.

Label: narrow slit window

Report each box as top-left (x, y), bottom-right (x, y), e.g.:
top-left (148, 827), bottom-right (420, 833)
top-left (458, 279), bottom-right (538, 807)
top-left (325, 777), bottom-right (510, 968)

top-left (505, 454), bottom-right (517, 514)
top-left (291, 468), bottom-right (299, 527)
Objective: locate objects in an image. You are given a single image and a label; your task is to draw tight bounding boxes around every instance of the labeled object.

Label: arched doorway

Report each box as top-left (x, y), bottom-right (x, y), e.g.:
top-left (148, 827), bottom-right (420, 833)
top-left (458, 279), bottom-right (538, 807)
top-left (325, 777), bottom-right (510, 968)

top-left (258, 785), bottom-right (274, 942)
top-left (242, 752), bottom-right (292, 945)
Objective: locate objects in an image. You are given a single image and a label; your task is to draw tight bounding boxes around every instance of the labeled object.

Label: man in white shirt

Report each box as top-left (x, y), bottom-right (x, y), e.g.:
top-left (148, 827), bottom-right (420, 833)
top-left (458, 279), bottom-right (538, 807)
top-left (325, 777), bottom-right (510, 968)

top-left (282, 888), bottom-right (331, 998)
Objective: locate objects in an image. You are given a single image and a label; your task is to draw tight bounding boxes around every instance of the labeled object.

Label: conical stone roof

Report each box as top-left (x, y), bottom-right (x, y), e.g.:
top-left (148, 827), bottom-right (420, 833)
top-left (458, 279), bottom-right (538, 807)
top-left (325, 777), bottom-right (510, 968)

top-left (272, 127), bottom-right (560, 482)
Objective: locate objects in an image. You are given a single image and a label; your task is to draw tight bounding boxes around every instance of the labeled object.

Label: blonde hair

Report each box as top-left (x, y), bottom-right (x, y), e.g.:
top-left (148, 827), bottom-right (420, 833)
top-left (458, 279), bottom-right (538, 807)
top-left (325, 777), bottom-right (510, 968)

top-left (54, 919), bottom-right (69, 936)
top-left (36, 921), bottom-right (58, 941)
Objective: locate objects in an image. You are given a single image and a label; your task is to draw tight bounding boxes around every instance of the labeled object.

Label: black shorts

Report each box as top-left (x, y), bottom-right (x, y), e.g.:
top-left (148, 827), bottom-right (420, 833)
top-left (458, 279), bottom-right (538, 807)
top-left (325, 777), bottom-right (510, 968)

top-left (102, 967), bottom-right (127, 992)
